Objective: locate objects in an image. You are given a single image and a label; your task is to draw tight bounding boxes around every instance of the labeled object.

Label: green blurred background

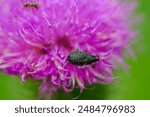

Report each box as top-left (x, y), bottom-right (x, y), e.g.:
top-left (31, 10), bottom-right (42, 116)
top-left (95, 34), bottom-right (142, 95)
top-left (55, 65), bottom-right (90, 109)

top-left (0, 0), bottom-right (150, 100)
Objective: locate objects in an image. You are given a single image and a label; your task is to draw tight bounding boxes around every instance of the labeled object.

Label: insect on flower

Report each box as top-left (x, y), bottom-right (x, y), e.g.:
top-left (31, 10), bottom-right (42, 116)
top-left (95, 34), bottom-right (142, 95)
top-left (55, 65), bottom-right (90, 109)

top-left (24, 1), bottom-right (39, 9)
top-left (67, 50), bottom-right (99, 66)
top-left (0, 0), bottom-right (137, 96)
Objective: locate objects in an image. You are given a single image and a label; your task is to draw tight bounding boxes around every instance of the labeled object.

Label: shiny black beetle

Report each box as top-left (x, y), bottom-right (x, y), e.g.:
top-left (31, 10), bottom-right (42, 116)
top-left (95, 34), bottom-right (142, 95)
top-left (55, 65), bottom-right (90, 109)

top-left (67, 50), bottom-right (99, 66)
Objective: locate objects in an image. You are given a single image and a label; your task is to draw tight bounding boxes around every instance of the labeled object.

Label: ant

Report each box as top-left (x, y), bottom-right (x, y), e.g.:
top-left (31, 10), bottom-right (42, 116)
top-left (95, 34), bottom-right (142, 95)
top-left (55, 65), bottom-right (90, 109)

top-left (24, 1), bottom-right (39, 9)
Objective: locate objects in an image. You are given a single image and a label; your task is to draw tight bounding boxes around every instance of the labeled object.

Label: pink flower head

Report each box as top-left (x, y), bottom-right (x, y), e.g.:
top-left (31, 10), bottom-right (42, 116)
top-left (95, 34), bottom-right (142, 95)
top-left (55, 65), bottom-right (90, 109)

top-left (0, 0), bottom-right (136, 95)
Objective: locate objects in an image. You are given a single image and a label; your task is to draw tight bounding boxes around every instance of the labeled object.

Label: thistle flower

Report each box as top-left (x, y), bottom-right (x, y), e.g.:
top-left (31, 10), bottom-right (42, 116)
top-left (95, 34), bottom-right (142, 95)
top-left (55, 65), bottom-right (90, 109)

top-left (0, 0), bottom-right (136, 95)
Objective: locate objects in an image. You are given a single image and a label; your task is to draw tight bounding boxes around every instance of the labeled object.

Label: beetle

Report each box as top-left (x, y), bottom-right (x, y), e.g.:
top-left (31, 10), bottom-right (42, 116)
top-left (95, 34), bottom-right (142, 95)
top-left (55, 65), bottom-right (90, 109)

top-left (67, 50), bottom-right (99, 66)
